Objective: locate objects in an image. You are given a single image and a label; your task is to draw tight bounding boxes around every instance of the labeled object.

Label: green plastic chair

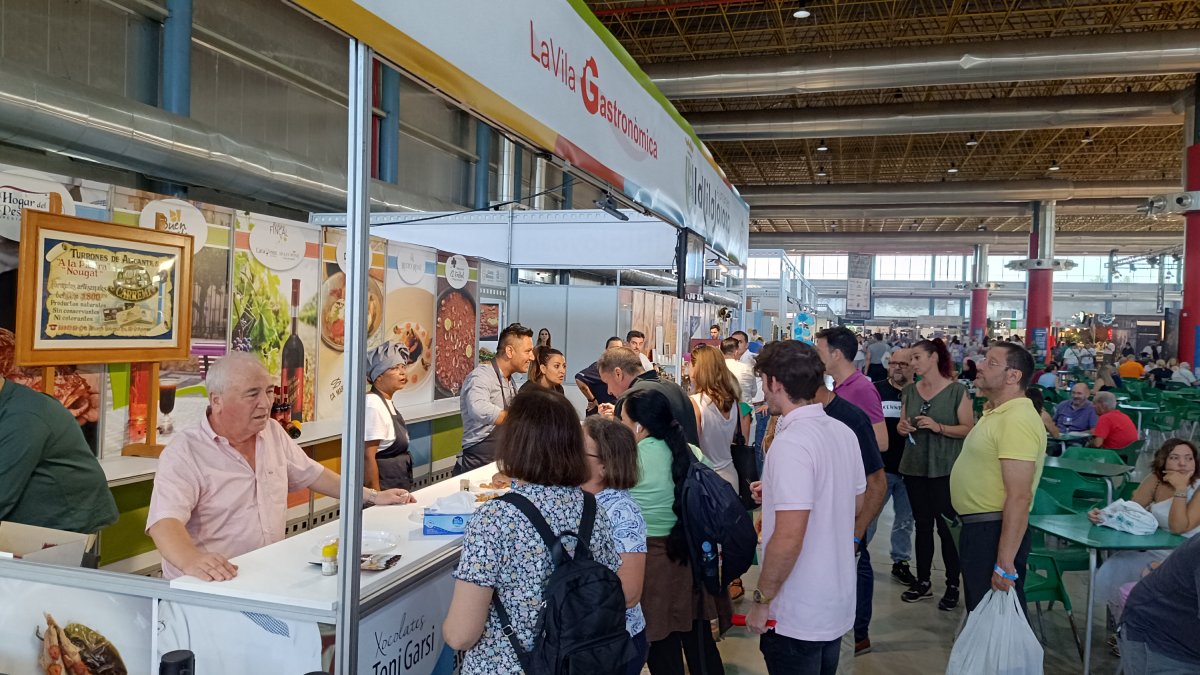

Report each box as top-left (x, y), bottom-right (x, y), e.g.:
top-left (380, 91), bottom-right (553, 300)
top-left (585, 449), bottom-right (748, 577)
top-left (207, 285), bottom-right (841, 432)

top-left (1112, 440), bottom-right (1146, 465)
top-left (1117, 480), bottom-right (1141, 501)
top-left (1025, 553), bottom-right (1084, 660)
top-left (1030, 489), bottom-right (1091, 572)
top-left (1039, 466), bottom-right (1105, 511)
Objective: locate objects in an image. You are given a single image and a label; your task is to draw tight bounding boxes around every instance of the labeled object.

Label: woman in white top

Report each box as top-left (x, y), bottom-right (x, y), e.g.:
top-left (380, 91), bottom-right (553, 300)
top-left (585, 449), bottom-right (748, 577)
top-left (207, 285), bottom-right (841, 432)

top-left (363, 342), bottom-right (414, 491)
top-left (1089, 438), bottom-right (1200, 620)
top-left (687, 344), bottom-right (740, 490)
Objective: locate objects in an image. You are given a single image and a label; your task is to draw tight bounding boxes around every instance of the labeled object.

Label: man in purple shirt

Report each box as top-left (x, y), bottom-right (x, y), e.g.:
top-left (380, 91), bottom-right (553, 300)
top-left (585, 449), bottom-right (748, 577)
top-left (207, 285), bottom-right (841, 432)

top-left (816, 327), bottom-right (888, 451)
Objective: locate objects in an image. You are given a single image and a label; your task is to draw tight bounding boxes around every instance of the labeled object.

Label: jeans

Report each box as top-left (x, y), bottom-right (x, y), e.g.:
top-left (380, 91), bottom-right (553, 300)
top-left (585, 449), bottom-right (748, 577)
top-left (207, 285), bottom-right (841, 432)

top-left (760, 631), bottom-right (840, 675)
top-left (958, 520), bottom-right (1031, 612)
top-left (754, 408), bottom-right (771, 474)
top-left (902, 475), bottom-right (960, 586)
top-left (853, 520), bottom-right (877, 641)
top-left (1119, 635), bottom-right (1200, 675)
top-left (884, 472), bottom-right (915, 563)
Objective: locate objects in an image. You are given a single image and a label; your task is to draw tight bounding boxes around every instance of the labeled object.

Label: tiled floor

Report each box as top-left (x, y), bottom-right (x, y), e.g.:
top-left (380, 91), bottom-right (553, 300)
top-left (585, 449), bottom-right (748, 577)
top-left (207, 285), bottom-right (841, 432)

top-left (710, 505), bottom-right (1114, 674)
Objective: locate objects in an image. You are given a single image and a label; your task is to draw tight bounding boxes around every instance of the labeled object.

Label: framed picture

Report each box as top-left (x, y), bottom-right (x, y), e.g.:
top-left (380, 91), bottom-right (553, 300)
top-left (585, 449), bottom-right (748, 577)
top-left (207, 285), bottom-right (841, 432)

top-left (15, 210), bottom-right (194, 365)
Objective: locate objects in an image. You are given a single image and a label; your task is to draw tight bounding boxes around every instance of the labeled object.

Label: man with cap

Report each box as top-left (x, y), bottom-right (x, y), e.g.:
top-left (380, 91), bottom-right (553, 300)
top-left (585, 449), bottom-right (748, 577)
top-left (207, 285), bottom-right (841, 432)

top-left (364, 341), bottom-right (415, 491)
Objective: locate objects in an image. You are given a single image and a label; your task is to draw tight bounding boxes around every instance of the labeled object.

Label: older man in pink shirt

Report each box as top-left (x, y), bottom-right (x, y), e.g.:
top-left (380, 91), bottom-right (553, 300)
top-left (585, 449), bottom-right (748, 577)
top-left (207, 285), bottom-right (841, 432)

top-left (147, 353), bottom-right (415, 581)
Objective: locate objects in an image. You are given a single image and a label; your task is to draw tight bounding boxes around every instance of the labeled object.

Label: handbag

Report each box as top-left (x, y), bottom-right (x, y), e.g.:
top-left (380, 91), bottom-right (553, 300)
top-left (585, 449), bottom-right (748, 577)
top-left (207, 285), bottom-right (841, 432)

top-left (730, 411), bottom-right (760, 511)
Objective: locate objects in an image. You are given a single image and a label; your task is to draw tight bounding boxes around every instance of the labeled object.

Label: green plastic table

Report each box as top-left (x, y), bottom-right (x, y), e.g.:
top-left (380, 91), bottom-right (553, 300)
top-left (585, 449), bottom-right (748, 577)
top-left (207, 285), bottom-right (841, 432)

top-left (1029, 514), bottom-right (1186, 674)
top-left (1118, 402), bottom-right (1159, 435)
top-left (1043, 456), bottom-right (1134, 504)
top-left (1050, 432), bottom-right (1091, 456)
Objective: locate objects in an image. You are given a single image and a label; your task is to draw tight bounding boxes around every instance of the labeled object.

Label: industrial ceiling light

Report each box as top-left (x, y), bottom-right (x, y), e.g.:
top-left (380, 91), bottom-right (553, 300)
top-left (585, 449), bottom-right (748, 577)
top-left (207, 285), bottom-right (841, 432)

top-left (965, 134), bottom-right (979, 147)
top-left (816, 166), bottom-right (827, 177)
top-left (816, 139), bottom-right (829, 151)
top-left (1081, 131), bottom-right (1093, 144)
top-left (594, 192), bottom-right (629, 221)
top-left (946, 162), bottom-right (959, 174)
top-left (1048, 160), bottom-right (1061, 171)
top-left (793, 9), bottom-right (812, 18)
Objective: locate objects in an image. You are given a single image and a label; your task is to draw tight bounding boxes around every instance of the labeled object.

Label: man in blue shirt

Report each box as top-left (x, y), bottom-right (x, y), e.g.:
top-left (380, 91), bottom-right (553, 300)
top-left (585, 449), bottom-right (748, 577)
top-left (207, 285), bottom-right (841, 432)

top-left (1051, 383), bottom-right (1099, 434)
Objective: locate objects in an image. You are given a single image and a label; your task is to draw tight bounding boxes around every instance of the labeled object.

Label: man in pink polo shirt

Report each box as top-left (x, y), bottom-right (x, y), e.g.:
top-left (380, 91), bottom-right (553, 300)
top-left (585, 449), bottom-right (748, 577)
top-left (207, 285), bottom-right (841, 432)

top-left (147, 353), bottom-right (415, 581)
top-left (816, 327), bottom-right (887, 452)
top-left (747, 340), bottom-right (866, 674)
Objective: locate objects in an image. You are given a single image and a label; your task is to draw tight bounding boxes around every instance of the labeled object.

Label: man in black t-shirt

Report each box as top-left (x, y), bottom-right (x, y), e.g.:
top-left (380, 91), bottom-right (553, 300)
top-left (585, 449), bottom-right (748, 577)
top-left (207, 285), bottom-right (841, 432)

top-left (874, 349), bottom-right (918, 589)
top-left (813, 385), bottom-right (886, 656)
top-left (1120, 534), bottom-right (1200, 672)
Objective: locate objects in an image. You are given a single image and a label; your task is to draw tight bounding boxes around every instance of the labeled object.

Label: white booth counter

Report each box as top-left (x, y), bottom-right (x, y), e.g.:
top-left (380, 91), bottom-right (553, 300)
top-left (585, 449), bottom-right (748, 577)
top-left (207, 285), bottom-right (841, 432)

top-left (0, 464), bottom-right (493, 675)
top-left (171, 463), bottom-right (495, 613)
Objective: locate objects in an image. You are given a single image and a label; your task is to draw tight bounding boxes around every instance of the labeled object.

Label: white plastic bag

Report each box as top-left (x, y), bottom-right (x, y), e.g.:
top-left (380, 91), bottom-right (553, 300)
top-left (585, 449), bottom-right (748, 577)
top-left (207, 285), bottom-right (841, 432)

top-left (1096, 499), bottom-right (1159, 536)
top-left (946, 589), bottom-right (1044, 675)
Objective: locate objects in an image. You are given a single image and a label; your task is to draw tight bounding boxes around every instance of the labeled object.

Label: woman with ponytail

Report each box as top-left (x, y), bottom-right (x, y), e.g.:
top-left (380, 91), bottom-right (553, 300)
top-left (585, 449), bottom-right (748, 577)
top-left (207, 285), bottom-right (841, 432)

top-left (618, 388), bottom-right (724, 675)
top-left (896, 338), bottom-right (975, 610)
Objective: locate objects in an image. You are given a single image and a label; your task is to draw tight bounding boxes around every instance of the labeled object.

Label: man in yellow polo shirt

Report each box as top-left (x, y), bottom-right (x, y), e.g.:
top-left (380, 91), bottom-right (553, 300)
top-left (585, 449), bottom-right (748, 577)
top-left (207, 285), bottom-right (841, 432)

top-left (950, 342), bottom-right (1046, 611)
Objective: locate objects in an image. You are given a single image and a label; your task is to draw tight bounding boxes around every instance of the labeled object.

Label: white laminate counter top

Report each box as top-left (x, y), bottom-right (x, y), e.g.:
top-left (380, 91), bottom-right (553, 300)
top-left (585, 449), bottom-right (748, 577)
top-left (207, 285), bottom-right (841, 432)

top-left (168, 464), bottom-right (497, 613)
top-left (100, 397), bottom-right (463, 486)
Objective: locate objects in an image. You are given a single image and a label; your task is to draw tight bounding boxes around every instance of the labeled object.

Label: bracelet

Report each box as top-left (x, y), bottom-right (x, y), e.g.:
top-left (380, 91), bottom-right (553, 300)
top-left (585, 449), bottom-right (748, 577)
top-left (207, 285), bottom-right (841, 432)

top-left (1175, 491), bottom-right (1188, 499)
top-left (938, 423), bottom-right (945, 434)
top-left (853, 536), bottom-right (862, 545)
top-left (993, 565), bottom-right (1018, 581)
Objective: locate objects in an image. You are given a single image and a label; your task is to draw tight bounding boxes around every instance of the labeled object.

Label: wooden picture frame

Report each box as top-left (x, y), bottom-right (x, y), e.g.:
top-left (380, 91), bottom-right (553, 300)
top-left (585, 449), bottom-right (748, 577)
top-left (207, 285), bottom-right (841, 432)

top-left (15, 210), bottom-right (194, 366)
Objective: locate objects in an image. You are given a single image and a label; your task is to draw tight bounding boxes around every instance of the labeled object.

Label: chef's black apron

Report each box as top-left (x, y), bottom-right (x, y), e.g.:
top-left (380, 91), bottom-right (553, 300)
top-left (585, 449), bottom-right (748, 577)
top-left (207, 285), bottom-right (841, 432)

top-left (372, 389), bottom-right (412, 491)
top-left (452, 360), bottom-right (510, 476)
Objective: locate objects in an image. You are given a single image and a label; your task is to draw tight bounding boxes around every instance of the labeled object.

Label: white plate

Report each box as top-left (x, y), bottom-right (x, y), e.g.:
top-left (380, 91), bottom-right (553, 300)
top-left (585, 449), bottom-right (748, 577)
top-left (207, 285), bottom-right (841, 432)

top-left (308, 530), bottom-right (399, 558)
top-left (0, 578), bottom-right (153, 675)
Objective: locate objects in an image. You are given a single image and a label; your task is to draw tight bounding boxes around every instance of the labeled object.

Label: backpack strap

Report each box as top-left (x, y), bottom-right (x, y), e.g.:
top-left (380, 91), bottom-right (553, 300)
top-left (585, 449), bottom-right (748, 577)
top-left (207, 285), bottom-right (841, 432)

top-left (490, 591), bottom-right (533, 671)
top-left (575, 491), bottom-right (597, 560)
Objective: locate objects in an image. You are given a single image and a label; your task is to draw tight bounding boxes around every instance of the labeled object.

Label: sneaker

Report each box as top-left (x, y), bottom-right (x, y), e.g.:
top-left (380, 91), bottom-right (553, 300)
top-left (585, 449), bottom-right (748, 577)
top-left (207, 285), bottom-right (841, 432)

top-left (891, 561), bottom-right (917, 586)
top-left (902, 580), bottom-right (933, 603)
top-left (854, 638), bottom-right (872, 656)
top-left (938, 585), bottom-right (960, 611)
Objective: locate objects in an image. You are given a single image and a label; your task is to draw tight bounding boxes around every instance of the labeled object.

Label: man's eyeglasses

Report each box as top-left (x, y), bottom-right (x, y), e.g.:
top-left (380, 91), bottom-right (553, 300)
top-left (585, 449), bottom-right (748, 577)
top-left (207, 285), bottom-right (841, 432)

top-left (890, 362), bottom-right (911, 368)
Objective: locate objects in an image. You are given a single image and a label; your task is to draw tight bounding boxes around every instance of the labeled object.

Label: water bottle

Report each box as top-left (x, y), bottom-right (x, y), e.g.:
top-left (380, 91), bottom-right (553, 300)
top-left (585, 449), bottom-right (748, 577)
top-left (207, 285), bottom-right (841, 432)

top-left (700, 540), bottom-right (718, 581)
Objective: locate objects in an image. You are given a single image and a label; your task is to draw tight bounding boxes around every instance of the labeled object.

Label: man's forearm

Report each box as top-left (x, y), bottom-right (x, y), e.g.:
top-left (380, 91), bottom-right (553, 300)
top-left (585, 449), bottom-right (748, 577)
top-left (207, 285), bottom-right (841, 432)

top-left (757, 534), bottom-right (804, 599)
top-left (997, 494), bottom-right (1031, 567)
top-left (148, 518), bottom-right (202, 570)
top-left (854, 470), bottom-right (887, 537)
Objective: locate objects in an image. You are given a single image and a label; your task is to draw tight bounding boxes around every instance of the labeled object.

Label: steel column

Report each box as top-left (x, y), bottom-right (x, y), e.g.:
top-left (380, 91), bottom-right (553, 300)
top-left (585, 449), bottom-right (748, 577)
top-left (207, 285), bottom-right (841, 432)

top-left (562, 173), bottom-right (574, 209)
top-left (1179, 80), bottom-right (1200, 367)
top-left (970, 244), bottom-right (989, 339)
top-left (162, 0), bottom-right (192, 115)
top-left (378, 64), bottom-right (401, 184)
top-left (512, 145), bottom-right (524, 204)
top-left (1026, 201), bottom-right (1055, 360)
top-left (335, 39), bottom-right (372, 675)
top-left (474, 121), bottom-right (492, 209)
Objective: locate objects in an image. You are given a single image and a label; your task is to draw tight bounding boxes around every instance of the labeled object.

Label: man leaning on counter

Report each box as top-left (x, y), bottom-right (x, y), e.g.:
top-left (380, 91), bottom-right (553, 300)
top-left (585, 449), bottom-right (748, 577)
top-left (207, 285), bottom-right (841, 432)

top-left (146, 353), bottom-right (416, 582)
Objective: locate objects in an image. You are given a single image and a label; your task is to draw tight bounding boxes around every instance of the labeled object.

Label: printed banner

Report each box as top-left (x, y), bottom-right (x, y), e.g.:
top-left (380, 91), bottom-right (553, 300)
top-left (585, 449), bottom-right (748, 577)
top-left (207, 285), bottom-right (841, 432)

top-left (845, 254), bottom-right (873, 321)
top-left (290, 0), bottom-right (750, 263)
top-left (434, 253), bottom-right (478, 400)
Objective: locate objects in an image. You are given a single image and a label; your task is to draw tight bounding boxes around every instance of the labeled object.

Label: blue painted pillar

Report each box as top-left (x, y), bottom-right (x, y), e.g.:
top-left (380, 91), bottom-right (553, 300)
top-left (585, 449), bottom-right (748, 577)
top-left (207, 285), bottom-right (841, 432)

top-left (378, 65), bottom-right (401, 184)
top-left (474, 121), bottom-right (492, 209)
top-left (561, 173), bottom-right (574, 209)
top-left (162, 0), bottom-right (192, 116)
top-left (512, 146), bottom-right (524, 204)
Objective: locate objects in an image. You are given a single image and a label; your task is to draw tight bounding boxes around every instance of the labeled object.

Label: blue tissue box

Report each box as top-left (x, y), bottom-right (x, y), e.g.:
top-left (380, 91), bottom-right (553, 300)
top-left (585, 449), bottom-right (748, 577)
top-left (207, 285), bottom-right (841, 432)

top-left (422, 509), bottom-right (473, 535)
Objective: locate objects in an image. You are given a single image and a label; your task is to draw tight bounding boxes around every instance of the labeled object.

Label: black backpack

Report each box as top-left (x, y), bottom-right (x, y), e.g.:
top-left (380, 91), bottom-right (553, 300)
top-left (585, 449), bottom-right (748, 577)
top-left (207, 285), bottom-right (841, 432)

top-left (680, 455), bottom-right (759, 595)
top-left (491, 492), bottom-right (634, 675)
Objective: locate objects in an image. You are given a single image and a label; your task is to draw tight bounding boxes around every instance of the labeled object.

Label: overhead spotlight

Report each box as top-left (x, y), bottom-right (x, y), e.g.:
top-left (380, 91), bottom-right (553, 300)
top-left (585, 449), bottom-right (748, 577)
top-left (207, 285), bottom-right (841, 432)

top-left (1148, 256), bottom-right (1160, 267)
top-left (1048, 160), bottom-right (1061, 171)
top-left (947, 163), bottom-right (959, 174)
top-left (593, 192), bottom-right (629, 221)
top-left (1081, 130), bottom-right (1093, 144)
top-left (1173, 253), bottom-right (1183, 264)
top-left (976, 223), bottom-right (987, 232)
top-left (816, 139), bottom-right (829, 152)
top-left (1129, 263), bottom-right (1136, 272)
top-left (792, 8), bottom-right (812, 19)
top-left (816, 166), bottom-right (827, 177)
top-left (965, 134), bottom-right (979, 147)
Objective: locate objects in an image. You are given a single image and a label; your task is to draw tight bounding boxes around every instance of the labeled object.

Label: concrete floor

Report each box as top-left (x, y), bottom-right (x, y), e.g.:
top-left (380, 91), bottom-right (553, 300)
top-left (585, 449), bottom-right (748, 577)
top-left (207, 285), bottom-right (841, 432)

top-left (710, 504), bottom-right (1115, 675)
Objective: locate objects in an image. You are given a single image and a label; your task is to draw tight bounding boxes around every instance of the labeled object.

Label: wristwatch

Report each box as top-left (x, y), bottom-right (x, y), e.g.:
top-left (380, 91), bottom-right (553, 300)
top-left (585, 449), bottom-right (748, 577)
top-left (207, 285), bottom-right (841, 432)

top-left (752, 589), bottom-right (772, 605)
top-left (365, 488), bottom-right (378, 505)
